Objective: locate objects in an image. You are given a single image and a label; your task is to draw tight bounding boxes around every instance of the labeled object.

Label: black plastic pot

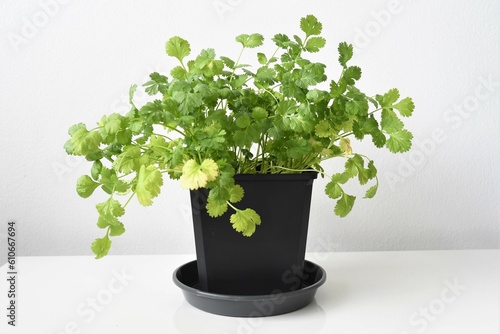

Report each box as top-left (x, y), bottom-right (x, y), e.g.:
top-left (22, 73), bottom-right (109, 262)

top-left (189, 172), bottom-right (318, 296)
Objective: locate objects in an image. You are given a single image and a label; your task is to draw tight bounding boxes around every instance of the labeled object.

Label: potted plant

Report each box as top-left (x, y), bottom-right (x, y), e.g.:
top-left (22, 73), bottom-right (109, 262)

top-left (65, 14), bottom-right (413, 315)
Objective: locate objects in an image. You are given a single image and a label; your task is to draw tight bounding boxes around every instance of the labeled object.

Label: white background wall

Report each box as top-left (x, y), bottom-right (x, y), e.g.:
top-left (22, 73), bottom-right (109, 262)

top-left (0, 0), bottom-right (498, 257)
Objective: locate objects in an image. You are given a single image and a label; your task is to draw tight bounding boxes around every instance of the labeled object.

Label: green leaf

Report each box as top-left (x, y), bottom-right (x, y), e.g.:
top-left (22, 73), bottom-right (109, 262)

top-left (235, 114), bottom-right (251, 128)
top-left (332, 172), bottom-right (352, 184)
top-left (172, 90), bottom-right (203, 114)
top-left (235, 33), bottom-right (264, 48)
top-left (76, 175), bottom-right (100, 198)
top-left (330, 78), bottom-right (347, 97)
top-left (296, 70), bottom-right (318, 88)
top-left (393, 97), bottom-right (415, 117)
top-left (113, 146), bottom-right (141, 174)
top-left (315, 120), bottom-right (334, 138)
top-left (220, 56), bottom-right (235, 69)
top-left (230, 208), bottom-right (261, 237)
top-left (229, 184), bottom-right (244, 203)
top-left (381, 109), bottom-right (404, 134)
top-left (272, 33), bottom-right (290, 48)
top-left (91, 235), bottom-right (112, 259)
top-left (346, 99), bottom-right (368, 116)
top-left (206, 199), bottom-right (228, 218)
top-left (252, 107), bottom-right (268, 120)
top-left (282, 113), bottom-right (313, 133)
top-left (293, 35), bottom-right (303, 46)
top-left (345, 154), bottom-right (371, 185)
top-left (353, 117), bottom-right (378, 139)
top-left (304, 37), bottom-right (326, 52)
top-left (99, 113), bottom-right (123, 137)
top-left (306, 89), bottom-right (328, 102)
top-left (233, 124), bottom-right (260, 148)
top-left (143, 72), bottom-right (169, 95)
top-left (129, 84), bottom-right (137, 106)
top-left (193, 49), bottom-right (224, 76)
top-left (209, 185), bottom-right (231, 204)
top-left (300, 15), bottom-right (322, 37)
top-left (116, 130), bottom-right (132, 146)
top-left (100, 168), bottom-right (129, 194)
top-left (338, 42), bottom-right (353, 67)
top-left (257, 52), bottom-right (267, 65)
top-left (344, 66), bottom-right (362, 85)
top-left (367, 160), bottom-right (377, 179)
top-left (364, 184), bottom-right (378, 199)
top-left (170, 66), bottom-right (188, 80)
top-left (378, 88), bottom-right (400, 108)
top-left (230, 74), bottom-right (248, 89)
top-left (165, 36), bottom-right (191, 61)
top-left (325, 180), bottom-right (343, 199)
top-left (255, 67), bottom-right (276, 85)
top-left (180, 159), bottom-right (219, 190)
top-left (66, 125), bottom-right (101, 156)
top-left (96, 197), bottom-right (125, 227)
top-left (371, 129), bottom-right (387, 148)
top-left (136, 165), bottom-right (163, 206)
top-left (109, 223), bottom-right (126, 237)
top-left (286, 139), bottom-right (312, 159)
top-left (91, 160), bottom-right (103, 180)
top-left (334, 193), bottom-right (356, 217)
top-left (386, 129), bottom-right (413, 153)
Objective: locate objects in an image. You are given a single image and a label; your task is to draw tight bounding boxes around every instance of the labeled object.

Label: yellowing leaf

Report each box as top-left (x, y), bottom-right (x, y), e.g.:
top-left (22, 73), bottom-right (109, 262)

top-left (180, 159), bottom-right (219, 190)
top-left (339, 137), bottom-right (352, 157)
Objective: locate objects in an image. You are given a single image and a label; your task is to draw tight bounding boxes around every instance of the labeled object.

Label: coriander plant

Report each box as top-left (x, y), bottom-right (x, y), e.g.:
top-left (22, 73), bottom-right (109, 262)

top-left (65, 15), bottom-right (414, 258)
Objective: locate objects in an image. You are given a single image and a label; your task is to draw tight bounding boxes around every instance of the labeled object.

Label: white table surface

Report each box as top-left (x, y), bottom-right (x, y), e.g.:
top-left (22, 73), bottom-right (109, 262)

top-left (0, 250), bottom-right (498, 334)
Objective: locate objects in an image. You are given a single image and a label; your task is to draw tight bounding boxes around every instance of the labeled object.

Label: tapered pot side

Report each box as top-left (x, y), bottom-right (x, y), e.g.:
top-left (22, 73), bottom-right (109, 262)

top-left (190, 172), bottom-right (318, 295)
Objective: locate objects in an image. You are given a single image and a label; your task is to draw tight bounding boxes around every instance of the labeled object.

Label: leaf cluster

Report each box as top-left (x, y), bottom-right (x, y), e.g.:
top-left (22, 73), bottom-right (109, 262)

top-left (65, 14), bottom-right (414, 258)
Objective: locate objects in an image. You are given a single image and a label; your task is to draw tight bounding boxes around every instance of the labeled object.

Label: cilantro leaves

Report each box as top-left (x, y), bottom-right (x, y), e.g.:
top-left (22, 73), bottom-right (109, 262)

top-left (65, 15), bottom-right (413, 258)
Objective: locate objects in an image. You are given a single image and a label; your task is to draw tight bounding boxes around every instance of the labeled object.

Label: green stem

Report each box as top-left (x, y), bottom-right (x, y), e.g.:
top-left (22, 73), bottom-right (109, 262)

top-left (152, 133), bottom-right (175, 141)
top-left (230, 46), bottom-right (245, 80)
top-left (265, 47), bottom-right (280, 66)
top-left (262, 88), bottom-right (280, 103)
top-left (368, 107), bottom-right (383, 116)
top-left (226, 201), bottom-right (239, 212)
top-left (164, 125), bottom-right (186, 137)
top-left (270, 165), bottom-right (330, 178)
top-left (339, 131), bottom-right (353, 138)
top-left (123, 192), bottom-right (135, 208)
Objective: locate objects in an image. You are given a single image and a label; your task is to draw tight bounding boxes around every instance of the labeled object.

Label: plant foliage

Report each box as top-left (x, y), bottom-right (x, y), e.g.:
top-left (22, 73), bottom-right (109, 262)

top-left (65, 15), bottom-right (414, 258)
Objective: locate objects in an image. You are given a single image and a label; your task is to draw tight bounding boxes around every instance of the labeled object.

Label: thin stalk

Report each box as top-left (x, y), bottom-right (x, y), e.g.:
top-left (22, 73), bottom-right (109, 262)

top-left (230, 46), bottom-right (245, 80)
top-left (123, 192), bottom-right (135, 208)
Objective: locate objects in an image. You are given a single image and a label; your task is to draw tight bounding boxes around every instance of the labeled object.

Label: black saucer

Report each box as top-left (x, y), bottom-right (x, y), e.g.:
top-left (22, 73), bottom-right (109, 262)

top-left (173, 260), bottom-right (326, 317)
